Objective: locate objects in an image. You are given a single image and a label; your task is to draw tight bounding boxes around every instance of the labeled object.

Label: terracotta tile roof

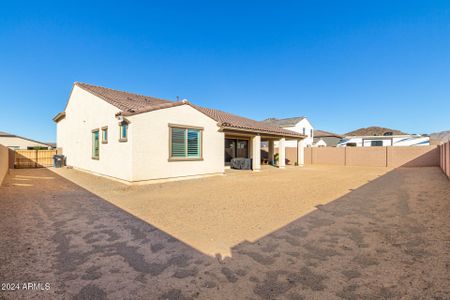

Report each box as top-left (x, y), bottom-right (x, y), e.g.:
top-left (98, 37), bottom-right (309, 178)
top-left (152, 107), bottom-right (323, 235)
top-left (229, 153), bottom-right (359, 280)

top-left (193, 106), bottom-right (305, 138)
top-left (70, 83), bottom-right (304, 138)
top-left (75, 82), bottom-right (173, 113)
top-left (0, 131), bottom-right (15, 137)
top-left (262, 117), bottom-right (306, 127)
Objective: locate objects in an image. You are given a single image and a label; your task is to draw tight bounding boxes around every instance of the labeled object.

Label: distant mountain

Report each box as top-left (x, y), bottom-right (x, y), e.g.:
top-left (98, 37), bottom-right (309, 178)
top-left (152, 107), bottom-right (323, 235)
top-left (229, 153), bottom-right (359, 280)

top-left (429, 130), bottom-right (450, 145)
top-left (345, 126), bottom-right (408, 136)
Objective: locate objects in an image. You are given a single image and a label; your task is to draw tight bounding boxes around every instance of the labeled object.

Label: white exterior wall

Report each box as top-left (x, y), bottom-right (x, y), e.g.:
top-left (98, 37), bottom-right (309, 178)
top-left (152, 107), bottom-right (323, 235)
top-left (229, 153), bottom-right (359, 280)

top-left (56, 86), bottom-right (133, 181)
top-left (313, 139), bottom-right (327, 147)
top-left (274, 118), bottom-right (314, 148)
top-left (130, 105), bottom-right (224, 181)
top-left (0, 137), bottom-right (50, 149)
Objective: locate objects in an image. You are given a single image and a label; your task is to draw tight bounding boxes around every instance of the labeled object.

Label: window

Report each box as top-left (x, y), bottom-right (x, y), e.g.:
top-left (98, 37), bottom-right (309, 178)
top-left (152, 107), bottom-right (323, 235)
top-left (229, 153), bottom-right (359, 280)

top-left (102, 126), bottom-right (108, 144)
top-left (119, 122), bottom-right (128, 142)
top-left (310, 129), bottom-right (313, 137)
top-left (170, 125), bottom-right (202, 160)
top-left (371, 141), bottom-right (383, 147)
top-left (302, 128), bottom-right (306, 135)
top-left (92, 129), bottom-right (100, 159)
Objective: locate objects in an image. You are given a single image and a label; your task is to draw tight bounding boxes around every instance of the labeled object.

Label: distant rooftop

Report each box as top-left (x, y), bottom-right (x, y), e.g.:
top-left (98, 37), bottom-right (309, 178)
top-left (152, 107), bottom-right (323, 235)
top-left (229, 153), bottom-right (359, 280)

top-left (345, 126), bottom-right (407, 137)
top-left (262, 117), bottom-right (306, 127)
top-left (0, 131), bottom-right (15, 137)
top-left (0, 131), bottom-right (52, 147)
top-left (314, 129), bottom-right (342, 138)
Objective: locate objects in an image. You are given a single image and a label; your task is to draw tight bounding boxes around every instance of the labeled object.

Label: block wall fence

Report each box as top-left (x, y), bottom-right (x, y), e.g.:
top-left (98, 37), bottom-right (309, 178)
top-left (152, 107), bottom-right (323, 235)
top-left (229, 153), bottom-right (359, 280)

top-left (302, 146), bottom-right (439, 168)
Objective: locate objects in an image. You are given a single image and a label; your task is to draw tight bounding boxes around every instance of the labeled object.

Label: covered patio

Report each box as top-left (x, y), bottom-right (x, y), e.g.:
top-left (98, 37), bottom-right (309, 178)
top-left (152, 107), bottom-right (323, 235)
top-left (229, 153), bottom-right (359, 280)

top-left (222, 128), bottom-right (306, 171)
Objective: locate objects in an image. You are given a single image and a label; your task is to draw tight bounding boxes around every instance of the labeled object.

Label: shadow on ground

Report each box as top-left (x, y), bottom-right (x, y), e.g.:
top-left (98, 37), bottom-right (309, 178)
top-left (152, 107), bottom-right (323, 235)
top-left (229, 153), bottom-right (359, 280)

top-left (0, 167), bottom-right (449, 299)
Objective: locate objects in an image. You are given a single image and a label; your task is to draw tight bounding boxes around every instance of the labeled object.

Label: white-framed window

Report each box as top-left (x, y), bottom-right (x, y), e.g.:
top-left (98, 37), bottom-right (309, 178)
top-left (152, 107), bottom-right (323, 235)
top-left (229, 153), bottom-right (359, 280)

top-left (169, 125), bottom-right (202, 160)
top-left (119, 122), bottom-right (128, 142)
top-left (102, 126), bottom-right (108, 144)
top-left (302, 128), bottom-right (306, 135)
top-left (92, 129), bottom-right (100, 159)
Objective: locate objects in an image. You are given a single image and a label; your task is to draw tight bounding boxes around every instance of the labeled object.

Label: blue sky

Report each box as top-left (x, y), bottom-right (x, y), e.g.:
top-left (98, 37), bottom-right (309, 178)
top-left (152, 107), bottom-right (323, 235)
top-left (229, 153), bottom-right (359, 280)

top-left (1, 1), bottom-right (449, 142)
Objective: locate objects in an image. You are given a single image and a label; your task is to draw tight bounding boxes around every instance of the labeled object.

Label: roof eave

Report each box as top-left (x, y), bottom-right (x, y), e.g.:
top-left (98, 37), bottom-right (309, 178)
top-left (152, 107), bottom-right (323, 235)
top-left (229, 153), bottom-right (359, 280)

top-left (53, 112), bottom-right (66, 123)
top-left (221, 125), bottom-right (306, 139)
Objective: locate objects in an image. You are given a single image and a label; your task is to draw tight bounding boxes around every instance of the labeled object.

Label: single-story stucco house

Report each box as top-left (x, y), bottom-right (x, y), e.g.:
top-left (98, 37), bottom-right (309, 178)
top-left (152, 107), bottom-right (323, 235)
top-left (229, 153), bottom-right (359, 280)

top-left (53, 82), bottom-right (306, 182)
top-left (313, 130), bottom-right (343, 147)
top-left (0, 131), bottom-right (53, 150)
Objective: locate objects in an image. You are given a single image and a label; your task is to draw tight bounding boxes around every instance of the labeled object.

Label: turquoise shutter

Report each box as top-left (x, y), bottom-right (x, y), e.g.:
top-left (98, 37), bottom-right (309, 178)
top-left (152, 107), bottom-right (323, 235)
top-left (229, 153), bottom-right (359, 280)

top-left (171, 128), bottom-right (186, 157)
top-left (92, 131), bottom-right (99, 158)
top-left (187, 129), bottom-right (200, 157)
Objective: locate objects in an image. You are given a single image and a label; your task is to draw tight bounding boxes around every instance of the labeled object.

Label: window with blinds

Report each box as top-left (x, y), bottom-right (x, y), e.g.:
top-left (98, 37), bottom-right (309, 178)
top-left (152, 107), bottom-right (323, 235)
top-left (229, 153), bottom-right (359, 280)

top-left (170, 126), bottom-right (202, 159)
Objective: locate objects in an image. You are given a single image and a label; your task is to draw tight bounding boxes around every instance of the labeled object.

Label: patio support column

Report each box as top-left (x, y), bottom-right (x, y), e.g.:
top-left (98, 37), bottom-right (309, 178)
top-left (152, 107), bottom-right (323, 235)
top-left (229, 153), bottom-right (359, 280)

top-left (251, 135), bottom-right (261, 171)
top-left (268, 140), bottom-right (275, 165)
top-left (297, 139), bottom-right (305, 166)
top-left (279, 138), bottom-right (286, 168)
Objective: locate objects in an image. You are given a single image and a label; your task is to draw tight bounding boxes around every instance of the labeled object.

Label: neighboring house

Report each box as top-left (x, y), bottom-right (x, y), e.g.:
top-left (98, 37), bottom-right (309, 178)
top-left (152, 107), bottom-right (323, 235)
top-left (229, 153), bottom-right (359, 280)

top-left (54, 82), bottom-right (306, 182)
top-left (313, 130), bottom-right (342, 147)
top-left (429, 130), bottom-right (450, 145)
top-left (262, 117), bottom-right (314, 147)
top-left (314, 139), bottom-right (327, 147)
top-left (337, 135), bottom-right (430, 147)
top-left (338, 126), bottom-right (430, 147)
top-left (0, 131), bottom-right (53, 150)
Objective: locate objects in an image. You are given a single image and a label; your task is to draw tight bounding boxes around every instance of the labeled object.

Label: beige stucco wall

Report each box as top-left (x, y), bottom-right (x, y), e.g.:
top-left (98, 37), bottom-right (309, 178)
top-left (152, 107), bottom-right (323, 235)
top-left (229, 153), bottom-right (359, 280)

top-left (0, 144), bottom-right (9, 185)
top-left (0, 136), bottom-right (50, 150)
top-left (129, 104), bottom-right (224, 181)
top-left (56, 86), bottom-right (133, 181)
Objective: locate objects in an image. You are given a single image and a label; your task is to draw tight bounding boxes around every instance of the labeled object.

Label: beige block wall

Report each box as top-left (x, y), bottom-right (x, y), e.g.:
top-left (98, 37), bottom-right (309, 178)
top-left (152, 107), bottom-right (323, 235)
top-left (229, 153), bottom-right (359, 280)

top-left (275, 147), bottom-right (298, 165)
top-left (442, 142), bottom-right (450, 179)
top-left (447, 143), bottom-right (450, 178)
top-left (130, 105), bottom-right (225, 181)
top-left (345, 147), bottom-right (387, 167)
top-left (387, 146), bottom-right (439, 168)
top-left (447, 143), bottom-right (450, 179)
top-left (0, 145), bottom-right (9, 185)
top-left (312, 147), bottom-right (345, 165)
top-left (304, 146), bottom-right (440, 168)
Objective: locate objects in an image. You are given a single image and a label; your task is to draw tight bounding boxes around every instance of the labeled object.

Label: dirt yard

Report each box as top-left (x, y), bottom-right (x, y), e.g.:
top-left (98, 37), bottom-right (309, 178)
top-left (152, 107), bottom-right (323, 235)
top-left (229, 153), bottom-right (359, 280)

top-left (0, 166), bottom-right (449, 299)
top-left (51, 165), bottom-right (392, 257)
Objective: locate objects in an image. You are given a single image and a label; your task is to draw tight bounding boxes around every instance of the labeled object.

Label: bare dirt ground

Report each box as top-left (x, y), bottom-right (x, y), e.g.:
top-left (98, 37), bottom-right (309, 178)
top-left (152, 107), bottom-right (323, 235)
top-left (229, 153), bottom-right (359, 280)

top-left (52, 165), bottom-right (392, 257)
top-left (0, 166), bottom-right (449, 299)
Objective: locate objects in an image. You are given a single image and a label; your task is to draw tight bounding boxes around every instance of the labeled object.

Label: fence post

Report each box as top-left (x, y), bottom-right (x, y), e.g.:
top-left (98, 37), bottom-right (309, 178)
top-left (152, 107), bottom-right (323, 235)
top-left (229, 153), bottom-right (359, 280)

top-left (344, 147), bottom-right (347, 166)
top-left (385, 146), bottom-right (389, 168)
